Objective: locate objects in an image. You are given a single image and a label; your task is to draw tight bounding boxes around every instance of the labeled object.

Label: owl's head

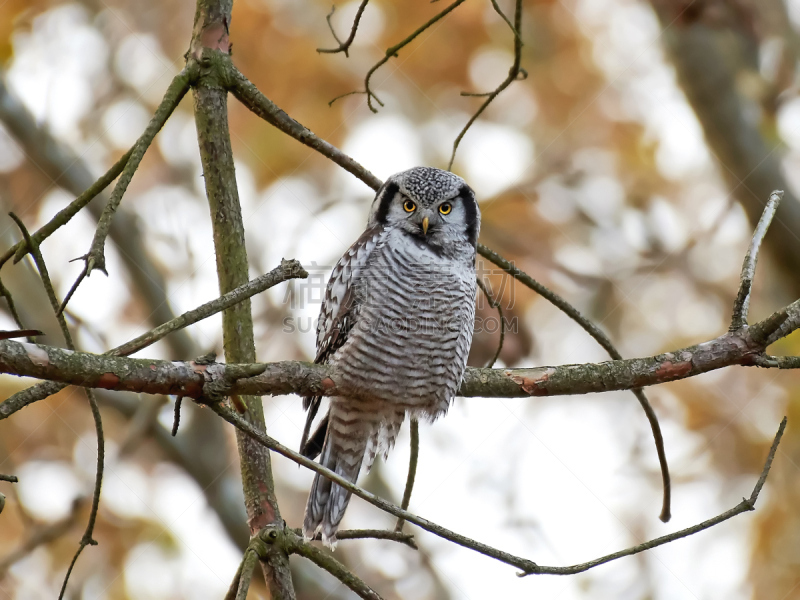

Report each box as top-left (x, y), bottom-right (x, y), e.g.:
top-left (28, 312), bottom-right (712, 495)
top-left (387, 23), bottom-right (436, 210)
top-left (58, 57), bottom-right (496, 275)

top-left (367, 167), bottom-right (480, 249)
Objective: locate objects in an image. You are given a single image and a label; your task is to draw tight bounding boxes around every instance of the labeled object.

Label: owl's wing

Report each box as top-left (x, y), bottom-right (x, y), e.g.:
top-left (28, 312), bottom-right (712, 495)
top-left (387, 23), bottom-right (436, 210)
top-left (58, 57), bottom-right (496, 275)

top-left (300, 226), bottom-right (384, 458)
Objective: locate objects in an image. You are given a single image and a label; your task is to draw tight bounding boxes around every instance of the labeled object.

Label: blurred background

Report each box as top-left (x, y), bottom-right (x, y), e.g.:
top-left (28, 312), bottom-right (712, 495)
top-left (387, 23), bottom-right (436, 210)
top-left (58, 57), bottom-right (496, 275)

top-left (0, 0), bottom-right (799, 598)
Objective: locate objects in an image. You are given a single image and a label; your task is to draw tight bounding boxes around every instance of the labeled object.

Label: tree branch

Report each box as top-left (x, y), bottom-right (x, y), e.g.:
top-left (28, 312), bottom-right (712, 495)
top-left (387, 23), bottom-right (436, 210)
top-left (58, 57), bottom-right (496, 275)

top-left (317, 1), bottom-right (370, 56)
top-left (227, 61), bottom-right (382, 190)
top-left (4, 302), bottom-right (800, 413)
top-left (284, 528), bottom-right (384, 600)
top-left (0, 259), bottom-right (305, 418)
top-left (60, 67), bottom-right (197, 313)
top-left (210, 403), bottom-right (787, 576)
top-left (731, 190), bottom-right (783, 330)
top-left (0, 71), bottom-right (197, 360)
top-left (8, 215), bottom-right (105, 600)
top-left (330, 0), bottom-right (468, 112)
top-left (448, 0), bottom-right (525, 169)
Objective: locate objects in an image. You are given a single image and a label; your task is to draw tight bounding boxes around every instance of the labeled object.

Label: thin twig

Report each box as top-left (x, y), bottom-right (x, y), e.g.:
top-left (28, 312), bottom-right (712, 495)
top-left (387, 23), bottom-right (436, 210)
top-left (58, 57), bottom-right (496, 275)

top-left (59, 67), bottom-right (196, 314)
top-left (114, 259), bottom-right (307, 356)
top-left (223, 550), bottom-right (248, 600)
top-left (211, 401), bottom-right (785, 576)
top-left (0, 276), bottom-right (28, 337)
top-left (317, 1), bottom-right (370, 56)
top-left (296, 526), bottom-right (418, 549)
top-left (489, 0), bottom-right (521, 41)
top-left (331, 0), bottom-right (468, 112)
top-left (0, 474), bottom-right (18, 482)
top-left (477, 243), bottom-right (672, 522)
top-left (477, 277), bottom-right (505, 368)
top-left (286, 531), bottom-right (384, 600)
top-left (395, 419), bottom-right (419, 532)
top-left (448, 0), bottom-right (525, 169)
top-left (731, 190), bottom-right (783, 330)
top-left (8, 214), bottom-right (105, 599)
top-left (0, 149), bottom-right (133, 269)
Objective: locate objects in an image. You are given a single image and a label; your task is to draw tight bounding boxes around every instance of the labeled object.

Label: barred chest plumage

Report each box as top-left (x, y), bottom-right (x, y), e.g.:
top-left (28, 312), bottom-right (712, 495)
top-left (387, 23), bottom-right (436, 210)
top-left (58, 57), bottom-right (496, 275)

top-left (302, 166), bottom-right (480, 545)
top-left (331, 226), bottom-right (477, 417)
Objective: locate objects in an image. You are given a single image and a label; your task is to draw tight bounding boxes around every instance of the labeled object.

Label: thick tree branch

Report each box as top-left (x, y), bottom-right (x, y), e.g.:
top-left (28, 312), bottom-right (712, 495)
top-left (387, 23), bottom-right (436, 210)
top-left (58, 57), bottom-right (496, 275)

top-left (3, 305), bottom-right (800, 412)
top-left (190, 0), bottom-right (294, 594)
top-left (0, 260), bottom-right (305, 418)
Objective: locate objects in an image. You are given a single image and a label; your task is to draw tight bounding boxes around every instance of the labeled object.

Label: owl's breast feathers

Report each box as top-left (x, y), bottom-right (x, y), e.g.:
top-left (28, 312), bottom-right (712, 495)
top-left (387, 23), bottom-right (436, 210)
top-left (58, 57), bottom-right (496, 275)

top-left (331, 227), bottom-right (476, 413)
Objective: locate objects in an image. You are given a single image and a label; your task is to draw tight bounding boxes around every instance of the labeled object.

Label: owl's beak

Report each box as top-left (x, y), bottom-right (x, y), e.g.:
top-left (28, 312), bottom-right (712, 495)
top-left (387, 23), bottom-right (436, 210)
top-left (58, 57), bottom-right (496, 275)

top-left (422, 216), bottom-right (429, 235)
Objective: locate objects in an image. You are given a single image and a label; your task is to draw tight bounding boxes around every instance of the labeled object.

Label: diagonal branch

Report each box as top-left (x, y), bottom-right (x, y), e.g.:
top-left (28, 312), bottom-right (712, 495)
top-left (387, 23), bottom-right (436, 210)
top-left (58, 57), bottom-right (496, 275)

top-left (59, 66), bottom-right (197, 314)
top-left (0, 148), bottom-right (133, 269)
top-left (227, 62), bottom-right (382, 190)
top-left (212, 401), bottom-right (786, 577)
top-left (286, 530), bottom-right (384, 600)
top-left (478, 243), bottom-right (672, 521)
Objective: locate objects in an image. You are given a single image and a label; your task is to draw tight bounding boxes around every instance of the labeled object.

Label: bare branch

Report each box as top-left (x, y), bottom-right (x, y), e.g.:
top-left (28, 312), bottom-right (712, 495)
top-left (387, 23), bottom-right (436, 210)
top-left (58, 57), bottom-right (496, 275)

top-left (228, 62), bottom-right (382, 191)
top-left (0, 149), bottom-right (133, 269)
top-left (5, 303), bottom-right (800, 414)
top-left (0, 259), bottom-right (306, 418)
top-left (285, 529), bottom-right (384, 600)
top-left (8, 213), bottom-right (105, 600)
top-left (0, 474), bottom-right (18, 482)
top-left (395, 418), bottom-right (420, 532)
top-left (328, 0), bottom-right (468, 112)
top-left (224, 548), bottom-right (260, 600)
top-left (731, 190), bottom-right (783, 330)
top-left (478, 243), bottom-right (672, 521)
top-left (0, 276), bottom-right (28, 336)
top-left (317, 1), bottom-right (370, 56)
top-left (214, 403), bottom-right (787, 576)
top-left (477, 277), bottom-right (505, 368)
top-left (60, 66), bottom-right (197, 313)
top-left (517, 417), bottom-right (787, 576)
top-left (448, 0), bottom-right (525, 169)
top-left (489, 0), bottom-right (521, 41)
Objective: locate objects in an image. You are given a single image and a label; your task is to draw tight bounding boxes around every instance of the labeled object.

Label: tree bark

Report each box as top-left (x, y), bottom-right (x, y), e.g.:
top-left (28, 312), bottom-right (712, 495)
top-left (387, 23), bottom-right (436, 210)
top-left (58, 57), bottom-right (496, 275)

top-left (190, 1), bottom-right (295, 597)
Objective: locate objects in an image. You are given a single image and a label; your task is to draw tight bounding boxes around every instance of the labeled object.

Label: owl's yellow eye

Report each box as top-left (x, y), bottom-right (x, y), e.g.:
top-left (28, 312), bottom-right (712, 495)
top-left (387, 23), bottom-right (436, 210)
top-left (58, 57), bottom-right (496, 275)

top-left (439, 203), bottom-right (452, 215)
top-left (403, 200), bottom-right (416, 213)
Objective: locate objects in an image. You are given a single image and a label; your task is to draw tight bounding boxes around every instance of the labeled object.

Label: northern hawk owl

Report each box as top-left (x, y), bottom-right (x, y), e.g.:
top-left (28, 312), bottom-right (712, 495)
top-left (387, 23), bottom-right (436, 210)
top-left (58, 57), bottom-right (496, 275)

top-left (301, 167), bottom-right (480, 544)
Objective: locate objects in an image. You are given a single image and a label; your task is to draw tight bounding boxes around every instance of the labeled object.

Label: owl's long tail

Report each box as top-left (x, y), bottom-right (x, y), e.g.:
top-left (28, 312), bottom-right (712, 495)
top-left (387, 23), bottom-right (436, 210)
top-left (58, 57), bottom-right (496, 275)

top-left (303, 399), bottom-right (403, 546)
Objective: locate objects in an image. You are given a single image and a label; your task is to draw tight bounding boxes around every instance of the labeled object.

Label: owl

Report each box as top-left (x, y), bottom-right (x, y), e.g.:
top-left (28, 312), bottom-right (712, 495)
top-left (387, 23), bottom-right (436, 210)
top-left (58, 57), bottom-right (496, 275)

top-left (301, 167), bottom-right (480, 545)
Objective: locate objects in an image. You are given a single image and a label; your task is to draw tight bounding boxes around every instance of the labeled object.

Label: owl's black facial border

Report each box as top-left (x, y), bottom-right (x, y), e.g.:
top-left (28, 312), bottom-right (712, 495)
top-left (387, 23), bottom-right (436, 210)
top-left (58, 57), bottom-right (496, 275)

top-left (459, 185), bottom-right (479, 247)
top-left (374, 182), bottom-right (400, 225)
